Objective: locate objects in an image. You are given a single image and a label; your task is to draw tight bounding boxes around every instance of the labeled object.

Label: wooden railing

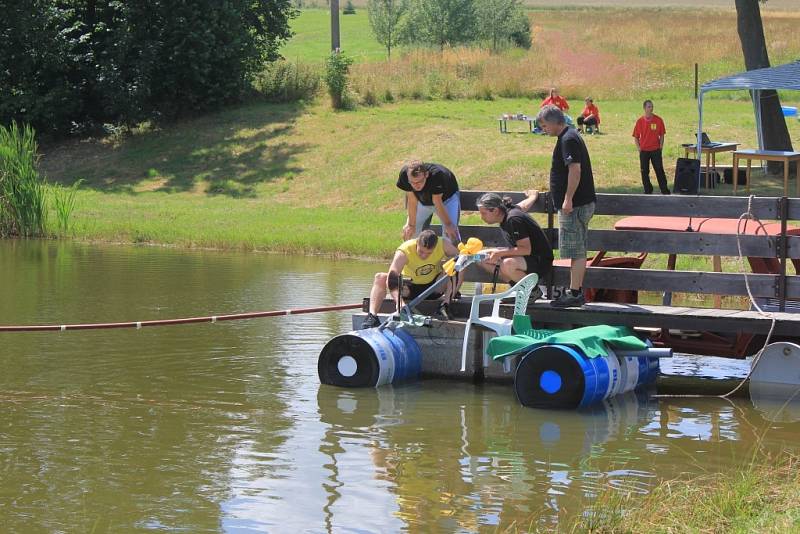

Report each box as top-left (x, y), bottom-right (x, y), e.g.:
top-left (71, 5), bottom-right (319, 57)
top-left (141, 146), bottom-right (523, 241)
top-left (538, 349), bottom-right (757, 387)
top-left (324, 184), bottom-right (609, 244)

top-left (434, 191), bottom-right (800, 309)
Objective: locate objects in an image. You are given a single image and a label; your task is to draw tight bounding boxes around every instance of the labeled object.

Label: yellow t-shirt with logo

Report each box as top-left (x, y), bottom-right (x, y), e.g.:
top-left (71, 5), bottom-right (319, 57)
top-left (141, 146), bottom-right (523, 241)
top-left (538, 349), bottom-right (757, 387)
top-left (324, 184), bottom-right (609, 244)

top-left (398, 238), bottom-right (446, 285)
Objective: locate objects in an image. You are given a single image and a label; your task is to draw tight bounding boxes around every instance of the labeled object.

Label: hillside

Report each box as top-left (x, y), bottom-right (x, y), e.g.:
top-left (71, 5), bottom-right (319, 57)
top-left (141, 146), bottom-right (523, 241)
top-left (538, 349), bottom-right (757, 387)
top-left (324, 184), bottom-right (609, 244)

top-left (37, 6), bottom-right (800, 257)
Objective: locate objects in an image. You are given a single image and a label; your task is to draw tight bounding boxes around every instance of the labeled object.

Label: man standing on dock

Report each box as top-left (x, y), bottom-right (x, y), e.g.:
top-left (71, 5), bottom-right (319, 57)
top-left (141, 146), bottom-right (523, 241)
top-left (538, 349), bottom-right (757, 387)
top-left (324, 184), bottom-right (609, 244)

top-left (397, 160), bottom-right (461, 244)
top-left (537, 104), bottom-right (597, 308)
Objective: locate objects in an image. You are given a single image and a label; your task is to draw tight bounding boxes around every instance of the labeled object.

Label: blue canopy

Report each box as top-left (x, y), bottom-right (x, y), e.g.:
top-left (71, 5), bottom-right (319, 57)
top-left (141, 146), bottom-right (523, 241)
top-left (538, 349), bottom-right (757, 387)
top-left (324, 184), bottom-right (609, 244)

top-left (697, 61), bottom-right (800, 161)
top-left (700, 60), bottom-right (800, 93)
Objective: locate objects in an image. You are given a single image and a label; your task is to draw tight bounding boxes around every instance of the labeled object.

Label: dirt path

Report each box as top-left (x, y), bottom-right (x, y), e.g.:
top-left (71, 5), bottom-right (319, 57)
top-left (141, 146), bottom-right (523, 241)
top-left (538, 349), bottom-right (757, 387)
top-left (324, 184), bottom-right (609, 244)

top-left (535, 27), bottom-right (639, 92)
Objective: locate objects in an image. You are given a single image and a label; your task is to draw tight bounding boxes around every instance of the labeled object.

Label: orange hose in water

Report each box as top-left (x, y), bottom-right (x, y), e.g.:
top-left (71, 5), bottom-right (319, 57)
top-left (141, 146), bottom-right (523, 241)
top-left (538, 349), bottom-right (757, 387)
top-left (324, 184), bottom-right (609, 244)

top-left (0, 303), bottom-right (363, 332)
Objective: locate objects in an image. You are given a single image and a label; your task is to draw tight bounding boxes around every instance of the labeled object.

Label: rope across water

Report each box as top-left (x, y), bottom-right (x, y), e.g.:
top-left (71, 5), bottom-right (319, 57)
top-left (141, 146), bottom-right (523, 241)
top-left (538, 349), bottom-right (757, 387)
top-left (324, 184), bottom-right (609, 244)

top-left (0, 303), bottom-right (363, 332)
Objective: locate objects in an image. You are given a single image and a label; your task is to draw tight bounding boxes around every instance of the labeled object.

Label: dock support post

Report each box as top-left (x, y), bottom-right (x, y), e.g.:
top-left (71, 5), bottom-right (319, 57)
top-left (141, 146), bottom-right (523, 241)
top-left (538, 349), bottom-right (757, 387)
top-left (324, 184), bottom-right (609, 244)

top-left (779, 196), bottom-right (788, 311)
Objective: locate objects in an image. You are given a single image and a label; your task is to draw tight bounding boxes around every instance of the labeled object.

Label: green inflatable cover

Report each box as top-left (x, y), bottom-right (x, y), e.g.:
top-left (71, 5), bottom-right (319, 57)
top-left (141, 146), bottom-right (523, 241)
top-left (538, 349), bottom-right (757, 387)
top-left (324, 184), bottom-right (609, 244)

top-left (486, 315), bottom-right (648, 360)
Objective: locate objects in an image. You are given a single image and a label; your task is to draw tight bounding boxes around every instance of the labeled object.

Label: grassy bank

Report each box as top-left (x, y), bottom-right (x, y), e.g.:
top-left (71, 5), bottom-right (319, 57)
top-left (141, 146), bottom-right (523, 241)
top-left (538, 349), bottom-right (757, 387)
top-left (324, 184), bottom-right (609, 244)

top-left (40, 96), bottom-right (800, 260)
top-left (572, 452), bottom-right (800, 533)
top-left (34, 5), bottom-right (800, 261)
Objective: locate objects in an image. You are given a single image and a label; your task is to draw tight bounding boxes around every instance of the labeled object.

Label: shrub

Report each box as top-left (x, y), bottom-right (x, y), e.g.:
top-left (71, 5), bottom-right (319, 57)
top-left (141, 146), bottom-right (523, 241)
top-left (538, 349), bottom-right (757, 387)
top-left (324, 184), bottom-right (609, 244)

top-left (476, 85), bottom-right (494, 100)
top-left (361, 88), bottom-right (380, 107)
top-left (0, 122), bottom-right (48, 237)
top-left (325, 51), bottom-right (355, 110)
top-left (509, 11), bottom-right (532, 50)
top-left (0, 1), bottom-right (297, 135)
top-left (343, 0), bottom-right (357, 14)
top-left (253, 60), bottom-right (321, 102)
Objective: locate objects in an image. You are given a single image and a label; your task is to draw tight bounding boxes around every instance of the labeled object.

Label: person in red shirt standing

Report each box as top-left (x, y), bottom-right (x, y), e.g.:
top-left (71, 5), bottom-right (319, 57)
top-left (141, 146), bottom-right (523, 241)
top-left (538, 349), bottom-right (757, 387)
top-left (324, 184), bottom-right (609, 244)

top-left (577, 97), bottom-right (600, 134)
top-left (632, 99), bottom-right (670, 194)
top-left (540, 87), bottom-right (569, 111)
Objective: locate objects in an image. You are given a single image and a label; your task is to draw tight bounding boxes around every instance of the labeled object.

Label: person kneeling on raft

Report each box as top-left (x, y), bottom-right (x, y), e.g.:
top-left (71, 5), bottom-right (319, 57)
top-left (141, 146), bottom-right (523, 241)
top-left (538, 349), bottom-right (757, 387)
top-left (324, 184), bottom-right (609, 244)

top-left (363, 229), bottom-right (461, 329)
top-left (475, 191), bottom-right (553, 291)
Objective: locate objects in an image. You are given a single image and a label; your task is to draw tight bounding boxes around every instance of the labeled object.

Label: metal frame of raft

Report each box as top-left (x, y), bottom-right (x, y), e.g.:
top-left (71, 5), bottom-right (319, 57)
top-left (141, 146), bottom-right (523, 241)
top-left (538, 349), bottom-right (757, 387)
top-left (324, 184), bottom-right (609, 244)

top-left (319, 246), bottom-right (668, 409)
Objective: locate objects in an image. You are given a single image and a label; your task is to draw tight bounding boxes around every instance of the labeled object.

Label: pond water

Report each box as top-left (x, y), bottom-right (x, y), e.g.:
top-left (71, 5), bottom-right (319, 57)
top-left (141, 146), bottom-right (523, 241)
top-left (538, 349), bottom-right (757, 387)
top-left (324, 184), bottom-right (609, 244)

top-left (2, 240), bottom-right (799, 532)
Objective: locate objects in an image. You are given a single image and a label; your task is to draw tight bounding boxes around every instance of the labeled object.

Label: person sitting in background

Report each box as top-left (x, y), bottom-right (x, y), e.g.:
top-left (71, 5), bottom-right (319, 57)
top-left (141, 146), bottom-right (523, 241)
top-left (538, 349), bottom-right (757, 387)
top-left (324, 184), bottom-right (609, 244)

top-left (540, 87), bottom-right (569, 112)
top-left (362, 229), bottom-right (461, 329)
top-left (474, 191), bottom-right (553, 293)
top-left (577, 97), bottom-right (601, 134)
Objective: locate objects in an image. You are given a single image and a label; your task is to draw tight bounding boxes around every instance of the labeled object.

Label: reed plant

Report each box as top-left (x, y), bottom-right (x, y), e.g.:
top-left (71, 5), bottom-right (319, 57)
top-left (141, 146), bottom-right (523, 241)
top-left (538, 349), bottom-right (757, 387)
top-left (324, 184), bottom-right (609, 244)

top-left (50, 179), bottom-right (83, 236)
top-left (0, 122), bottom-right (48, 237)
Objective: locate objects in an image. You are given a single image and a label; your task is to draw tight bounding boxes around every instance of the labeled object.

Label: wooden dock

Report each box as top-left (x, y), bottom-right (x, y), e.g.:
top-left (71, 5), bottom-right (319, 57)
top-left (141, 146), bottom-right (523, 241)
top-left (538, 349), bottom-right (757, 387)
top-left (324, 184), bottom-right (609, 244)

top-left (350, 192), bottom-right (800, 393)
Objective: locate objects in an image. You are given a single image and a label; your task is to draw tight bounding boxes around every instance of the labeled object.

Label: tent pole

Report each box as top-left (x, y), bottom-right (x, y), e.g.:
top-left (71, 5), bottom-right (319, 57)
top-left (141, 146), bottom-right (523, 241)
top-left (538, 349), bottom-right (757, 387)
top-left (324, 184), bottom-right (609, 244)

top-left (753, 89), bottom-right (764, 151)
top-left (697, 91), bottom-right (705, 191)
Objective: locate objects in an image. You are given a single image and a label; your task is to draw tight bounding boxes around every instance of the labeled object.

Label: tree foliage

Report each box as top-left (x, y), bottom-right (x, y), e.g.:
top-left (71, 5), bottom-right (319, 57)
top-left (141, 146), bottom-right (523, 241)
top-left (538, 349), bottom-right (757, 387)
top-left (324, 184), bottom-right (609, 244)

top-left (475, 0), bottom-right (530, 52)
top-left (408, 0), bottom-right (477, 51)
top-left (0, 0), bottom-right (296, 136)
top-left (367, 0), bottom-right (409, 59)
top-left (508, 9), bottom-right (532, 50)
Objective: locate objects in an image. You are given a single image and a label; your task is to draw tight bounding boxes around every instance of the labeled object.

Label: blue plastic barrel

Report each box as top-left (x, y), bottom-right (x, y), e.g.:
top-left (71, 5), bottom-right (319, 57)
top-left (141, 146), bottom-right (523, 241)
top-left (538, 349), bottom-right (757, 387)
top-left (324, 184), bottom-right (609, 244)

top-left (781, 106), bottom-right (797, 117)
top-left (514, 344), bottom-right (659, 409)
top-left (318, 327), bottom-right (422, 387)
top-left (646, 357), bottom-right (660, 384)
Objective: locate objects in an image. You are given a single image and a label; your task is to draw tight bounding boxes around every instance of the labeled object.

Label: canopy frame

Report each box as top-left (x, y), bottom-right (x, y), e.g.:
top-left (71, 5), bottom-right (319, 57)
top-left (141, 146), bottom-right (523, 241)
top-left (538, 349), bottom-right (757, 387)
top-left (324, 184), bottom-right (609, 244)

top-left (696, 61), bottom-right (800, 190)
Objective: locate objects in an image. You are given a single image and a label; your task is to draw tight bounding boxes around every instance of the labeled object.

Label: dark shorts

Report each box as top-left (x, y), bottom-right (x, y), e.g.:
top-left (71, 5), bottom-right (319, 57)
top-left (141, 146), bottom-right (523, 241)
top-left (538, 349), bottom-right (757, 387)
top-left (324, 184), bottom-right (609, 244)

top-left (523, 256), bottom-right (553, 278)
top-left (406, 281), bottom-right (443, 300)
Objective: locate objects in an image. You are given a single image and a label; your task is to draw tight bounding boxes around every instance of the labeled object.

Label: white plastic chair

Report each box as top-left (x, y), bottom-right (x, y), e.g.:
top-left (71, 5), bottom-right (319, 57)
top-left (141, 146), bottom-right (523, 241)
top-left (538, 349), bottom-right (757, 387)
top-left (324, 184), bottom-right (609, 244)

top-left (460, 273), bottom-right (540, 372)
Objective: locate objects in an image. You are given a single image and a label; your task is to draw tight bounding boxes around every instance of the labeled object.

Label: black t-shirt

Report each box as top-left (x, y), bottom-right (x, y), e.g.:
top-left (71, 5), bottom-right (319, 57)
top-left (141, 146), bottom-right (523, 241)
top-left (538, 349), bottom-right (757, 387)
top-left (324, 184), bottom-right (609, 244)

top-left (396, 163), bottom-right (459, 206)
top-left (499, 206), bottom-right (554, 266)
top-left (549, 127), bottom-right (596, 209)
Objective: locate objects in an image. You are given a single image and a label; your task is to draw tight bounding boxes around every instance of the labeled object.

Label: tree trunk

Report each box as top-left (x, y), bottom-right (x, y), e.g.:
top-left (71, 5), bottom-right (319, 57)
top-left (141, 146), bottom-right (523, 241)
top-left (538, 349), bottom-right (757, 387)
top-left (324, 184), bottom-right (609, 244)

top-left (735, 0), bottom-right (794, 176)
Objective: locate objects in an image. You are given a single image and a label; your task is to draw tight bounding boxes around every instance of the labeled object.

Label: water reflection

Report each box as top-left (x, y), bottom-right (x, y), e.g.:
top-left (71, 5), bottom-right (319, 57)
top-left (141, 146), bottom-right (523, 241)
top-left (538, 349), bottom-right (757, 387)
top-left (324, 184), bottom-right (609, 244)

top-left (312, 382), bottom-right (800, 531)
top-left (750, 382), bottom-right (800, 423)
top-left (3, 241), bottom-right (800, 532)
top-left (1, 241), bottom-right (379, 532)
top-left (748, 342), bottom-right (800, 423)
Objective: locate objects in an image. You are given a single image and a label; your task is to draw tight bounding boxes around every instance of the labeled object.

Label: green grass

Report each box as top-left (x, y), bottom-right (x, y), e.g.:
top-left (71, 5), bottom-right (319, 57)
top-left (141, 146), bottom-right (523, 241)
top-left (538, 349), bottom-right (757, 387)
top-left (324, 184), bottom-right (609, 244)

top-left (0, 122), bottom-right (48, 237)
top-left (40, 96), bottom-right (800, 262)
top-left (570, 452), bottom-right (800, 533)
top-left (281, 9), bottom-right (389, 63)
top-left (71, 189), bottom-right (400, 257)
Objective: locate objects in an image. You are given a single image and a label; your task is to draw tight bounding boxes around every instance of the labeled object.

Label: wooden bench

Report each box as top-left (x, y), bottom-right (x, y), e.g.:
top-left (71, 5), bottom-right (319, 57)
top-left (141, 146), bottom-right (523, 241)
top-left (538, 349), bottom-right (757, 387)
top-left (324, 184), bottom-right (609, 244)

top-left (426, 191), bottom-right (800, 356)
